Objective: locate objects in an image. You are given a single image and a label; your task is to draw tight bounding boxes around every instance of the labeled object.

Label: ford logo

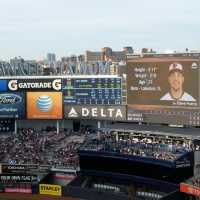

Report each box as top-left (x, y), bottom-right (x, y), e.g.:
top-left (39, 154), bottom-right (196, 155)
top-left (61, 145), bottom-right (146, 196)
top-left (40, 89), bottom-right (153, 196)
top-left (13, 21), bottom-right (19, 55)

top-left (0, 93), bottom-right (22, 104)
top-left (37, 95), bottom-right (53, 112)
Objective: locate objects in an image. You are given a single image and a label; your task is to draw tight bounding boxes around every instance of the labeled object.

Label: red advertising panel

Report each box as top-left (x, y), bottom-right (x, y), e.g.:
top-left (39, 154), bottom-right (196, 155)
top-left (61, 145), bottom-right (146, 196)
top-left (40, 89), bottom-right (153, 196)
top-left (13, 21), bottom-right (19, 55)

top-left (5, 188), bottom-right (32, 194)
top-left (180, 183), bottom-right (200, 197)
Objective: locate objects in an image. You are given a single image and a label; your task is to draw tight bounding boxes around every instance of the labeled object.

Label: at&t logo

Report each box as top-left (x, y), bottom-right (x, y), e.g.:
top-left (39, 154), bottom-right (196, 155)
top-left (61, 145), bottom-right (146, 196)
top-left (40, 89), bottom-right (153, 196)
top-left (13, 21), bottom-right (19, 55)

top-left (36, 96), bottom-right (53, 112)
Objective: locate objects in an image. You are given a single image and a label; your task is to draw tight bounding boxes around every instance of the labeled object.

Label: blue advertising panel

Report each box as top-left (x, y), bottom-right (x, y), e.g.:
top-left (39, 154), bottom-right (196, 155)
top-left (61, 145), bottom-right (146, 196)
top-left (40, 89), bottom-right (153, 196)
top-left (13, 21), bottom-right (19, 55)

top-left (0, 92), bottom-right (25, 118)
top-left (0, 80), bottom-right (8, 92)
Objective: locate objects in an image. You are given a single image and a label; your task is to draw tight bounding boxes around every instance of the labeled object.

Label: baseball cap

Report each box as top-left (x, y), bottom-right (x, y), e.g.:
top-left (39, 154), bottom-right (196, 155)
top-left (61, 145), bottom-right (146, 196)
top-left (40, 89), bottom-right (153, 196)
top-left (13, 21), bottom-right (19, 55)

top-left (169, 63), bottom-right (183, 73)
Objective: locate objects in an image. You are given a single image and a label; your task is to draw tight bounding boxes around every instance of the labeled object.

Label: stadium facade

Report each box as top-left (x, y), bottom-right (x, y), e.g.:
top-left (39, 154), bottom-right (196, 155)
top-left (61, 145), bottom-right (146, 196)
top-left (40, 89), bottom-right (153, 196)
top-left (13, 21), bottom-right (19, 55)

top-left (0, 52), bottom-right (200, 199)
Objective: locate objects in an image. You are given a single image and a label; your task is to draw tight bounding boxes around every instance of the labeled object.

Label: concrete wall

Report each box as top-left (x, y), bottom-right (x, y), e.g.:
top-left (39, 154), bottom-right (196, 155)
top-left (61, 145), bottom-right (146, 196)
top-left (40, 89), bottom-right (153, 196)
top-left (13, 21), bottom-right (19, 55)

top-left (17, 120), bottom-right (73, 131)
top-left (16, 119), bottom-right (99, 131)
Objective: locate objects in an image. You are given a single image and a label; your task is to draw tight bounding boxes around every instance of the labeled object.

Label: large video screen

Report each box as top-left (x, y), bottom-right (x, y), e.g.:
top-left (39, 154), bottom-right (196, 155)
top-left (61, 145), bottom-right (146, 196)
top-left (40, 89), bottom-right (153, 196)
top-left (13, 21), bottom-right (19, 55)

top-left (127, 57), bottom-right (200, 125)
top-left (62, 77), bottom-right (122, 105)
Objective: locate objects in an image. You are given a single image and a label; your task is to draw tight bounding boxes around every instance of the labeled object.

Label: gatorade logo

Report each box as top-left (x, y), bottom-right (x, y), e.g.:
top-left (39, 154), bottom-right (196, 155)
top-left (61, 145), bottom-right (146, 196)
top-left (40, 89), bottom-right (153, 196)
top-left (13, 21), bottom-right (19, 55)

top-left (8, 80), bottom-right (18, 91)
top-left (52, 79), bottom-right (61, 91)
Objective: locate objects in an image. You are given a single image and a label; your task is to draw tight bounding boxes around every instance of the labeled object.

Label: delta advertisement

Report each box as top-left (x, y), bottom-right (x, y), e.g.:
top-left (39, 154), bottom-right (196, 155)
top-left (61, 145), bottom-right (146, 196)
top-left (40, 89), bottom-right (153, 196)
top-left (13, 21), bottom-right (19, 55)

top-left (64, 105), bottom-right (126, 121)
top-left (0, 92), bottom-right (25, 118)
top-left (39, 184), bottom-right (62, 196)
top-left (27, 92), bottom-right (62, 119)
top-left (8, 79), bottom-right (61, 91)
top-left (127, 57), bottom-right (200, 125)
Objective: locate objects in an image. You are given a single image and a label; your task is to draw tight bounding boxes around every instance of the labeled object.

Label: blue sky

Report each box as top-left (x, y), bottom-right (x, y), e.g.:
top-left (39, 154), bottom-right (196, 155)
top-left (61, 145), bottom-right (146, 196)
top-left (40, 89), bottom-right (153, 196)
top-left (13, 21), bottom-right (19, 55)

top-left (0, 0), bottom-right (199, 60)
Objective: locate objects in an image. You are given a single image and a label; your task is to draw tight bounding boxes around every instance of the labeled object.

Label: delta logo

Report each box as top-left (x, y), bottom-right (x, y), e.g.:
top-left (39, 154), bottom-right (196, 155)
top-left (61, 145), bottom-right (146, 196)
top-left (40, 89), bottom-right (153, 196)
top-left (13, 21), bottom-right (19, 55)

top-left (66, 106), bottom-right (125, 120)
top-left (68, 107), bottom-right (78, 118)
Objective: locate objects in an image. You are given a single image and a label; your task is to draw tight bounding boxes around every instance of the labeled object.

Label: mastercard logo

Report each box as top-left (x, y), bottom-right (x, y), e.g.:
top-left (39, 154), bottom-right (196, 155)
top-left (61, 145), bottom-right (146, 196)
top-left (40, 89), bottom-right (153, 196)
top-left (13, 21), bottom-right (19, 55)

top-left (36, 95), bottom-right (53, 112)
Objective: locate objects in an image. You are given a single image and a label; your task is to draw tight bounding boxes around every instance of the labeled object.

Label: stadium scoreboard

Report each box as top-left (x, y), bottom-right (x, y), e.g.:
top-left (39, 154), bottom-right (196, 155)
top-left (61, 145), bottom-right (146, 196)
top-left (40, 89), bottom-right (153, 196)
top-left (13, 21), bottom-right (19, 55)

top-left (127, 55), bottom-right (200, 126)
top-left (63, 77), bottom-right (122, 105)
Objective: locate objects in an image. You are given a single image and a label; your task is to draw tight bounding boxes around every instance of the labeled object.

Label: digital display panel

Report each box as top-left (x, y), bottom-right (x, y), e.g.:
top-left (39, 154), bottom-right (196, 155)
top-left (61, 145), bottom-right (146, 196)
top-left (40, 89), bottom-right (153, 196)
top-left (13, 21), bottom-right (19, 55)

top-left (0, 174), bottom-right (38, 183)
top-left (0, 119), bottom-right (14, 132)
top-left (64, 105), bottom-right (126, 121)
top-left (8, 79), bottom-right (61, 91)
top-left (127, 56), bottom-right (200, 126)
top-left (27, 92), bottom-right (62, 119)
top-left (62, 77), bottom-right (122, 105)
top-left (0, 92), bottom-right (25, 119)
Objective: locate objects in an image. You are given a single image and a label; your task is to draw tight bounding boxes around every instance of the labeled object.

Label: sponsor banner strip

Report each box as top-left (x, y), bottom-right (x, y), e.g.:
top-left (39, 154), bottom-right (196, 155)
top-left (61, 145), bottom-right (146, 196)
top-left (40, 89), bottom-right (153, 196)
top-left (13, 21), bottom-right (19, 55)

top-left (65, 105), bottom-right (126, 121)
top-left (5, 188), bottom-right (32, 194)
top-left (8, 79), bottom-right (61, 91)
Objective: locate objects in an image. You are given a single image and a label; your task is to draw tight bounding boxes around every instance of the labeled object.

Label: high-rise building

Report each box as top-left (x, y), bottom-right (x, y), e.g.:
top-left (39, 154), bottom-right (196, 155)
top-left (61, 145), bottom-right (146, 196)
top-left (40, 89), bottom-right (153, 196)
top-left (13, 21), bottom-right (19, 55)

top-left (47, 53), bottom-right (56, 63)
top-left (123, 46), bottom-right (134, 54)
top-left (85, 47), bottom-right (133, 62)
top-left (85, 51), bottom-right (102, 62)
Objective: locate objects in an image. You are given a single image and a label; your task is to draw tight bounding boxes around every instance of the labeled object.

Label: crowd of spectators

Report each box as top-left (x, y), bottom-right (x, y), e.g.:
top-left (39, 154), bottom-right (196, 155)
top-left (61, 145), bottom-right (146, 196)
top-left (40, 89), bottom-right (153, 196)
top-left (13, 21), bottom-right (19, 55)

top-left (0, 127), bottom-right (88, 169)
top-left (192, 177), bottom-right (200, 188)
top-left (0, 128), bottom-right (197, 167)
top-left (80, 131), bottom-right (194, 161)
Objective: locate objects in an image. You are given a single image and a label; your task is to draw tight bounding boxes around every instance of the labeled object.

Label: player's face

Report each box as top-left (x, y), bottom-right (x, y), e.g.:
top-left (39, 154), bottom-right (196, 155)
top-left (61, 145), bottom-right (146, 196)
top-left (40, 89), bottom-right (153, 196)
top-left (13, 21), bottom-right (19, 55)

top-left (168, 71), bottom-right (184, 91)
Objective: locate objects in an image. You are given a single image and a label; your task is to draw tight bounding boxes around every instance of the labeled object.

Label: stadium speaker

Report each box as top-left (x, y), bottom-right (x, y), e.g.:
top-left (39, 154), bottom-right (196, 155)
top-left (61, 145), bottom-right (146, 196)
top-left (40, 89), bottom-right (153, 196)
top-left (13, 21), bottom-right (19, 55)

top-left (73, 120), bottom-right (80, 132)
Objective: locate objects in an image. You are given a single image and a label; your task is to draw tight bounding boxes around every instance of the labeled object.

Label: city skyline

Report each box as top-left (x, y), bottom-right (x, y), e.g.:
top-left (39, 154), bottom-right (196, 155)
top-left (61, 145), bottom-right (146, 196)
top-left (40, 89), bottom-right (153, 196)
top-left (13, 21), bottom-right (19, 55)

top-left (0, 0), bottom-right (200, 60)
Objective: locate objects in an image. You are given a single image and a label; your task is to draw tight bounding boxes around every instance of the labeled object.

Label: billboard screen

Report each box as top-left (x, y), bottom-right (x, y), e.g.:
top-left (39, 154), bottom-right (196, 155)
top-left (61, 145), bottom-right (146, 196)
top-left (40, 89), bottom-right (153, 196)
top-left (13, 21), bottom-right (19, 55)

top-left (64, 105), bottom-right (126, 121)
top-left (27, 92), bottom-right (62, 119)
top-left (0, 174), bottom-right (38, 183)
top-left (0, 119), bottom-right (15, 132)
top-left (0, 92), bottom-right (25, 118)
top-left (1, 164), bottom-right (38, 173)
top-left (62, 77), bottom-right (122, 105)
top-left (127, 57), bottom-right (200, 125)
top-left (0, 80), bottom-right (8, 92)
top-left (8, 79), bottom-right (61, 91)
